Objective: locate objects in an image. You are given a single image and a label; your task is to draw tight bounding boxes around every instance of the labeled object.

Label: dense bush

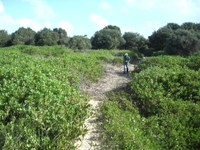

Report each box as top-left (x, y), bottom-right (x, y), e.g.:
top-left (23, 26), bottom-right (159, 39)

top-left (145, 100), bottom-right (200, 149)
top-left (187, 52), bottom-right (200, 71)
top-left (0, 46), bottom-right (133, 149)
top-left (91, 25), bottom-right (125, 50)
top-left (148, 22), bottom-right (200, 56)
top-left (0, 51), bottom-right (90, 149)
top-left (68, 35), bottom-right (91, 50)
top-left (101, 92), bottom-right (159, 150)
top-left (135, 56), bottom-right (188, 72)
top-left (164, 29), bottom-right (200, 56)
top-left (101, 54), bottom-right (200, 150)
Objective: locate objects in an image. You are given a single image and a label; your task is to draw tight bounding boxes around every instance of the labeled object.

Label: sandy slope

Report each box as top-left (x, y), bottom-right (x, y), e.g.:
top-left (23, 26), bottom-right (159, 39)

top-left (75, 63), bottom-right (135, 150)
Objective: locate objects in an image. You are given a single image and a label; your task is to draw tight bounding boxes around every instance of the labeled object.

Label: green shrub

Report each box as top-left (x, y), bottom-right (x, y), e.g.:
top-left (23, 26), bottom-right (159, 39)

top-left (135, 56), bottom-right (188, 72)
top-left (101, 55), bottom-right (200, 150)
top-left (187, 54), bottom-right (200, 71)
top-left (101, 92), bottom-right (159, 150)
top-left (145, 99), bottom-right (200, 149)
top-left (131, 66), bottom-right (200, 116)
top-left (0, 52), bottom-right (90, 149)
top-left (130, 55), bottom-right (200, 149)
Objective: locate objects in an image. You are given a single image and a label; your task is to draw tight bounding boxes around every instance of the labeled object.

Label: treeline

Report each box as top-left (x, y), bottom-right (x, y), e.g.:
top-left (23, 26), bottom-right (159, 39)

top-left (0, 22), bottom-right (200, 56)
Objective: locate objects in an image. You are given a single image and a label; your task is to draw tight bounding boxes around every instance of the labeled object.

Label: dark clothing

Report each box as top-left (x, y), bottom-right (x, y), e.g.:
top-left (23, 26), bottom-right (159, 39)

top-left (124, 55), bottom-right (130, 63)
top-left (123, 55), bottom-right (130, 73)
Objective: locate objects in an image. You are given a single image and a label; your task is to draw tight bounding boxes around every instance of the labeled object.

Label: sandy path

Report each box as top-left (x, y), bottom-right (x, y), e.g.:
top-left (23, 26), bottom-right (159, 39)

top-left (75, 63), bottom-right (135, 150)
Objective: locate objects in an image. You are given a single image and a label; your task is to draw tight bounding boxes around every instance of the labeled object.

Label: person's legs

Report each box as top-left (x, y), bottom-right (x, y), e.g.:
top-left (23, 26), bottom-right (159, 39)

top-left (124, 64), bottom-right (126, 74)
top-left (124, 62), bottom-right (128, 74)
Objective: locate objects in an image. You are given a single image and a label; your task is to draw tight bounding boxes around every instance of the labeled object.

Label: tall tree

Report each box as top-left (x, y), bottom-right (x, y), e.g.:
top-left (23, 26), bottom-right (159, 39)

top-left (0, 30), bottom-right (10, 47)
top-left (68, 35), bottom-right (91, 50)
top-left (148, 27), bottom-right (173, 51)
top-left (53, 28), bottom-right (68, 45)
top-left (166, 23), bottom-right (180, 30)
top-left (122, 32), bottom-right (148, 50)
top-left (181, 22), bottom-right (196, 30)
top-left (104, 25), bottom-right (121, 32)
top-left (35, 28), bottom-right (59, 46)
top-left (91, 25), bottom-right (125, 49)
top-left (165, 29), bottom-right (200, 56)
top-left (11, 27), bottom-right (36, 45)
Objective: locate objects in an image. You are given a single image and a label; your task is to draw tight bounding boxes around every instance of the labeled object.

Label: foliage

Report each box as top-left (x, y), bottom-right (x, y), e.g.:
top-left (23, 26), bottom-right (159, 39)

top-left (11, 27), bottom-right (36, 45)
top-left (122, 32), bottom-right (148, 53)
top-left (88, 49), bottom-right (142, 64)
top-left (181, 22), bottom-right (197, 30)
top-left (17, 45), bottom-right (71, 57)
top-left (148, 27), bottom-right (173, 51)
top-left (145, 100), bottom-right (200, 150)
top-left (68, 35), bottom-right (91, 50)
top-left (135, 56), bottom-right (188, 72)
top-left (0, 30), bottom-right (10, 47)
top-left (101, 54), bottom-right (200, 150)
top-left (35, 28), bottom-right (59, 46)
top-left (53, 28), bottom-right (68, 45)
top-left (164, 29), bottom-right (200, 56)
top-left (0, 45), bottom-right (126, 149)
top-left (166, 23), bottom-right (180, 30)
top-left (187, 51), bottom-right (200, 70)
top-left (91, 25), bottom-right (125, 49)
top-left (131, 66), bottom-right (200, 115)
top-left (148, 22), bottom-right (200, 56)
top-left (101, 92), bottom-right (159, 150)
top-left (0, 51), bottom-right (86, 149)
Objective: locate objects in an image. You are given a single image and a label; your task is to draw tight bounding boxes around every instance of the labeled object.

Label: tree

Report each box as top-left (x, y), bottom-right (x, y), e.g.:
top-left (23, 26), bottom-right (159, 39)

top-left (104, 25), bottom-right (121, 32)
top-left (122, 32), bottom-right (148, 50)
top-left (53, 28), bottom-right (68, 45)
top-left (148, 27), bottom-right (173, 51)
top-left (91, 25), bottom-right (125, 49)
top-left (166, 23), bottom-right (180, 30)
top-left (0, 30), bottom-right (10, 47)
top-left (35, 28), bottom-right (59, 46)
top-left (181, 22), bottom-right (196, 30)
top-left (68, 35), bottom-right (91, 50)
top-left (11, 27), bottom-right (36, 45)
top-left (195, 23), bottom-right (200, 32)
top-left (165, 29), bottom-right (200, 56)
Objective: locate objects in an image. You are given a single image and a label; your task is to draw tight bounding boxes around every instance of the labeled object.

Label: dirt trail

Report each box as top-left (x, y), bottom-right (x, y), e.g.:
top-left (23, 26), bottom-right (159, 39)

top-left (75, 63), bottom-right (135, 150)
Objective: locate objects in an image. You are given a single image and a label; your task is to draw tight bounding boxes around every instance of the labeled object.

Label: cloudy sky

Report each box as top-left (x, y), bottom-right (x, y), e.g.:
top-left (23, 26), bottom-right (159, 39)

top-left (0, 0), bottom-right (200, 38)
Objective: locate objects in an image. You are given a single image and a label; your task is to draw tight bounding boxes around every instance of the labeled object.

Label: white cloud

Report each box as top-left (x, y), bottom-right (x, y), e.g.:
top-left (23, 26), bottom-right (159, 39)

top-left (178, 0), bottom-right (190, 7)
top-left (2, 14), bottom-right (16, 25)
top-left (90, 14), bottom-right (109, 29)
top-left (140, 21), bottom-right (160, 38)
top-left (18, 18), bottom-right (33, 26)
top-left (124, 0), bottom-right (156, 9)
top-left (124, 0), bottom-right (136, 5)
top-left (58, 20), bottom-right (73, 34)
top-left (120, 7), bottom-right (129, 13)
top-left (99, 1), bottom-right (112, 10)
top-left (121, 27), bottom-right (136, 33)
top-left (141, 0), bottom-right (156, 9)
top-left (23, 0), bottom-right (55, 19)
top-left (176, 0), bottom-right (194, 15)
top-left (17, 18), bottom-right (43, 31)
top-left (0, 0), bottom-right (74, 33)
top-left (146, 21), bottom-right (159, 29)
top-left (0, 0), bottom-right (4, 13)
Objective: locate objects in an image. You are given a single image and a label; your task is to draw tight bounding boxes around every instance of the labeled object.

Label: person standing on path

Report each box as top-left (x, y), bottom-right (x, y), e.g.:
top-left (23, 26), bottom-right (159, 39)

top-left (123, 53), bottom-right (130, 74)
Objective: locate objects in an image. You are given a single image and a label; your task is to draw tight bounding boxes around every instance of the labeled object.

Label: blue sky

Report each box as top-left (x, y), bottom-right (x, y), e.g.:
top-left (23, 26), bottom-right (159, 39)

top-left (0, 0), bottom-right (200, 38)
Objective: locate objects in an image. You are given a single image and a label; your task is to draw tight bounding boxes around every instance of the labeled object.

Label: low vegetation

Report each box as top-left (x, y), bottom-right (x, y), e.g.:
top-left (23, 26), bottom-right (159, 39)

top-left (101, 53), bottom-right (200, 149)
top-left (0, 44), bottom-right (199, 149)
top-left (0, 45), bottom-right (138, 149)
